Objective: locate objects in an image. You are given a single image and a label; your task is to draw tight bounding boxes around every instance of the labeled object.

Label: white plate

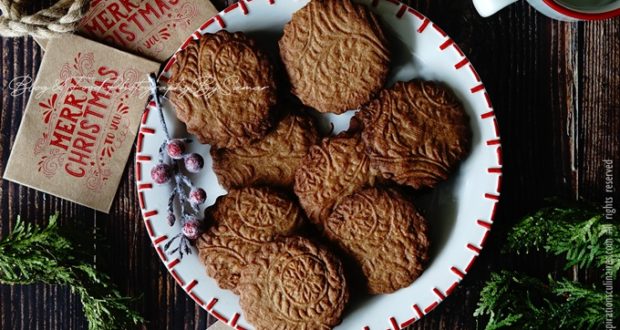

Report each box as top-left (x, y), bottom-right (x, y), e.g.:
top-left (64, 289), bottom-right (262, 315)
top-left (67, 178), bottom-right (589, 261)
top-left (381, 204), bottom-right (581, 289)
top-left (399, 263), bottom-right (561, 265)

top-left (135, 1), bottom-right (503, 329)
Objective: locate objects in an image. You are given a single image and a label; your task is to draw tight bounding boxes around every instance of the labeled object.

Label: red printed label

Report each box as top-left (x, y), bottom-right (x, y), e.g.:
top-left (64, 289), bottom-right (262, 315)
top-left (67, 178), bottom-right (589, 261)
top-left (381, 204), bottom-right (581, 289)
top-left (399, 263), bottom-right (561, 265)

top-left (78, 0), bottom-right (217, 61)
top-left (4, 35), bottom-right (160, 213)
top-left (35, 52), bottom-right (139, 191)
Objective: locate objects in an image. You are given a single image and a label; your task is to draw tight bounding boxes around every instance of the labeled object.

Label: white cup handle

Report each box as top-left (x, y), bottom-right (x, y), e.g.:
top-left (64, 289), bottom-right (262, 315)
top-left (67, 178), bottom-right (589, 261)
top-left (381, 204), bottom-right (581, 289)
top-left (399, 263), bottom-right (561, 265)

top-left (473, 0), bottom-right (518, 17)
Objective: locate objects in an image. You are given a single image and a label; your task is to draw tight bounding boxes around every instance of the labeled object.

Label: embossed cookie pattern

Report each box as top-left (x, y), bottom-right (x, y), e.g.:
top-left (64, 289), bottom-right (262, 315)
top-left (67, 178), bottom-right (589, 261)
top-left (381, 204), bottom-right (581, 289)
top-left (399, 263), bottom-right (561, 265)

top-left (294, 134), bottom-right (375, 225)
top-left (168, 31), bottom-right (277, 148)
top-left (239, 237), bottom-right (349, 330)
top-left (279, 0), bottom-right (390, 114)
top-left (196, 187), bottom-right (304, 294)
top-left (357, 80), bottom-right (472, 189)
top-left (211, 113), bottom-right (319, 190)
top-left (324, 188), bottom-right (430, 294)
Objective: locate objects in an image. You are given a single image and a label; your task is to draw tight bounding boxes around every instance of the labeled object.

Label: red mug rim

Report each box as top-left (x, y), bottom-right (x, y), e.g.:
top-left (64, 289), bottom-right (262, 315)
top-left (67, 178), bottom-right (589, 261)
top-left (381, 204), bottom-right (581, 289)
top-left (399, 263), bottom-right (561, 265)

top-left (543, 0), bottom-right (620, 19)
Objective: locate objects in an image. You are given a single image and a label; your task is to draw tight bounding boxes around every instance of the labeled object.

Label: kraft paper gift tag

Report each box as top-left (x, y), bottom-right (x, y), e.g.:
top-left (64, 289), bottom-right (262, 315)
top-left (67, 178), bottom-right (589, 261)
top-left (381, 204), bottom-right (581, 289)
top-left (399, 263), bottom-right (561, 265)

top-left (4, 34), bottom-right (160, 213)
top-left (35, 0), bottom-right (217, 62)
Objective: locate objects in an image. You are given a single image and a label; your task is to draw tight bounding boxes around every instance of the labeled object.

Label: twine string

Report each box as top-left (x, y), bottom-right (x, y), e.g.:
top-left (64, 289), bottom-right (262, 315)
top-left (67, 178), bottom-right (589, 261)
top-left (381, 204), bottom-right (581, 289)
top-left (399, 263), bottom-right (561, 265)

top-left (0, 0), bottom-right (91, 38)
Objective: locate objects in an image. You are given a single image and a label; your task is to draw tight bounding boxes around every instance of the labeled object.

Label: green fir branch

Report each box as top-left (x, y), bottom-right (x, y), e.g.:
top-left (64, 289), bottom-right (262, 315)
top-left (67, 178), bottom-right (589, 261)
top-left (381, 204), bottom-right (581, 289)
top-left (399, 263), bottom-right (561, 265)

top-left (476, 204), bottom-right (620, 329)
top-left (475, 270), bottom-right (619, 330)
top-left (0, 214), bottom-right (144, 330)
top-left (551, 278), bottom-right (616, 329)
top-left (506, 205), bottom-right (620, 278)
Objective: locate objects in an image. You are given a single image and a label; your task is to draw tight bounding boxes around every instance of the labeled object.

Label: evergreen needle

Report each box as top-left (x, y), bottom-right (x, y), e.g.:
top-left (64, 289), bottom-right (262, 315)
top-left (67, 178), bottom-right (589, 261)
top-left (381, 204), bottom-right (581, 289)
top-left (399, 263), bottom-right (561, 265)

top-left (476, 204), bottom-right (620, 329)
top-left (0, 214), bottom-right (144, 330)
top-left (475, 270), bottom-right (619, 330)
top-left (506, 205), bottom-right (619, 277)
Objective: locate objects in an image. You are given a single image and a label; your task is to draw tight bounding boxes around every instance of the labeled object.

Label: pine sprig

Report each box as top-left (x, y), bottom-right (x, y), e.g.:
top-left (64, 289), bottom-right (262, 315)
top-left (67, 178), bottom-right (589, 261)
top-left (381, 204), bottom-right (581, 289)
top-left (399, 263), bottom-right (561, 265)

top-left (0, 214), bottom-right (73, 284)
top-left (474, 271), bottom-right (555, 330)
top-left (0, 214), bottom-right (144, 330)
top-left (551, 278), bottom-right (616, 329)
top-left (506, 206), bottom-right (620, 277)
top-left (475, 270), bottom-right (619, 330)
top-left (476, 204), bottom-right (620, 329)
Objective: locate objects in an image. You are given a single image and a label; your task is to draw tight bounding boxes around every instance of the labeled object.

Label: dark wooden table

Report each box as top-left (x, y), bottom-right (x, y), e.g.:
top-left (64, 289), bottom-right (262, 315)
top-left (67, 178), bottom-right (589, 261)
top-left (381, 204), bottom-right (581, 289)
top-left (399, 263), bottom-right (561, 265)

top-left (1, 0), bottom-right (618, 329)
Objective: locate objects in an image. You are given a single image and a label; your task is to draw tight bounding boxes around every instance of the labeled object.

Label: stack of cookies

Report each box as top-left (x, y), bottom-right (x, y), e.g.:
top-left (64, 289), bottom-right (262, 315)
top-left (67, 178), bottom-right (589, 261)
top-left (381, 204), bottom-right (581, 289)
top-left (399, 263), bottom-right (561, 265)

top-left (166, 0), bottom-right (472, 329)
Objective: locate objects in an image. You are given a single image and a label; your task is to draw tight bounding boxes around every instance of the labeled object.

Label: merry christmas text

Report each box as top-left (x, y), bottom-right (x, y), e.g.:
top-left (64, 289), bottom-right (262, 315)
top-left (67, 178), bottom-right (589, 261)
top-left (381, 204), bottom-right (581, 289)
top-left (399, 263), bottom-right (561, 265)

top-left (49, 67), bottom-right (120, 178)
top-left (81, 0), bottom-right (181, 48)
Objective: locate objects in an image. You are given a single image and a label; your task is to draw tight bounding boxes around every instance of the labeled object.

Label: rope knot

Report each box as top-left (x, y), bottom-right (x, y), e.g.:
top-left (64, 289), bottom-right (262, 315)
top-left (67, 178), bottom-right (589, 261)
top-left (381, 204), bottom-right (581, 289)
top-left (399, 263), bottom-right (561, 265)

top-left (0, 0), bottom-right (91, 38)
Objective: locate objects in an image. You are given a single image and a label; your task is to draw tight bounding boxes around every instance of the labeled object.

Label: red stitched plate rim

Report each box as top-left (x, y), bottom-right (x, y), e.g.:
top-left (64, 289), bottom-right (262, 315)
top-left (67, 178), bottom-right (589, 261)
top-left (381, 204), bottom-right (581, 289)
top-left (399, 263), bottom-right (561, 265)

top-left (136, 0), bottom-right (503, 329)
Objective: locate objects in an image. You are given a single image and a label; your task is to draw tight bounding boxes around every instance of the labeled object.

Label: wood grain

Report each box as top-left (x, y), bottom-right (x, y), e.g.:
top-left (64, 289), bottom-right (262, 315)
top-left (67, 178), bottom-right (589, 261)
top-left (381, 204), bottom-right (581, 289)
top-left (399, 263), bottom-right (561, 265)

top-left (1, 1), bottom-right (618, 329)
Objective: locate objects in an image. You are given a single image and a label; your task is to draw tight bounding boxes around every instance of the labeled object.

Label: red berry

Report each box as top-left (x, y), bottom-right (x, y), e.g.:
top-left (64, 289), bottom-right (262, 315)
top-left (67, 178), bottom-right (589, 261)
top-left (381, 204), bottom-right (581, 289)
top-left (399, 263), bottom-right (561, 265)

top-left (189, 188), bottom-right (207, 205)
top-left (184, 153), bottom-right (204, 173)
top-left (151, 163), bottom-right (172, 184)
top-left (166, 139), bottom-right (185, 160)
top-left (182, 218), bottom-right (201, 240)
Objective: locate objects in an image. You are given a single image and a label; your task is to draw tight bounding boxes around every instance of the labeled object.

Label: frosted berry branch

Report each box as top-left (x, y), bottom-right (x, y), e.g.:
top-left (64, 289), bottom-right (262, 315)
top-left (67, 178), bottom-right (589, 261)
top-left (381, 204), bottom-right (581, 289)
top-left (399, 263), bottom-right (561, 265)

top-left (147, 74), bottom-right (206, 259)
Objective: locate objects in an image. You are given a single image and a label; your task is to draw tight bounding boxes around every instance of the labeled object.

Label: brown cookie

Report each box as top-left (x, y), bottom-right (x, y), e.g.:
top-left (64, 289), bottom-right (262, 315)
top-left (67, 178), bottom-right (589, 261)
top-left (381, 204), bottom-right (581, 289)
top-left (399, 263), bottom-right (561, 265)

top-left (357, 80), bottom-right (472, 189)
top-left (211, 113), bottom-right (320, 190)
top-left (196, 187), bottom-right (303, 294)
top-left (294, 133), bottom-right (375, 225)
top-left (324, 188), bottom-right (429, 294)
top-left (167, 30), bottom-right (277, 148)
top-left (279, 0), bottom-right (390, 114)
top-left (239, 237), bottom-right (348, 330)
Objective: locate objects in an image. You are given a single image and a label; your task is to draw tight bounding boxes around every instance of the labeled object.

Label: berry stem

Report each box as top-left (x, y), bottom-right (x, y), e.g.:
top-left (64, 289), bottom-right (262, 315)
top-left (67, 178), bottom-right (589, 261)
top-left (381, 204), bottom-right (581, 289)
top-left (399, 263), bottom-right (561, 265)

top-left (148, 73), bottom-right (171, 141)
top-left (147, 73), bottom-right (206, 260)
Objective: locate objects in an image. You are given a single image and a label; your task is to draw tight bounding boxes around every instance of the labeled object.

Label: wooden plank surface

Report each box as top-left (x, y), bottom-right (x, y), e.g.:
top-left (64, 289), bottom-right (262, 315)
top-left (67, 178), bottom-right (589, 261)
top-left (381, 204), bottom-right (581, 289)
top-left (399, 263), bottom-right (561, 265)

top-left (1, 1), bottom-right (618, 329)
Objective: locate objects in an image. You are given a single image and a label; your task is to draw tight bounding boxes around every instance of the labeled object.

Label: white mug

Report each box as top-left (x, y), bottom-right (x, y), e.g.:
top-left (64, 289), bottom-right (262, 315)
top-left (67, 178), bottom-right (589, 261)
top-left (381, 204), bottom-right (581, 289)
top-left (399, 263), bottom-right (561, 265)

top-left (473, 0), bottom-right (620, 21)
